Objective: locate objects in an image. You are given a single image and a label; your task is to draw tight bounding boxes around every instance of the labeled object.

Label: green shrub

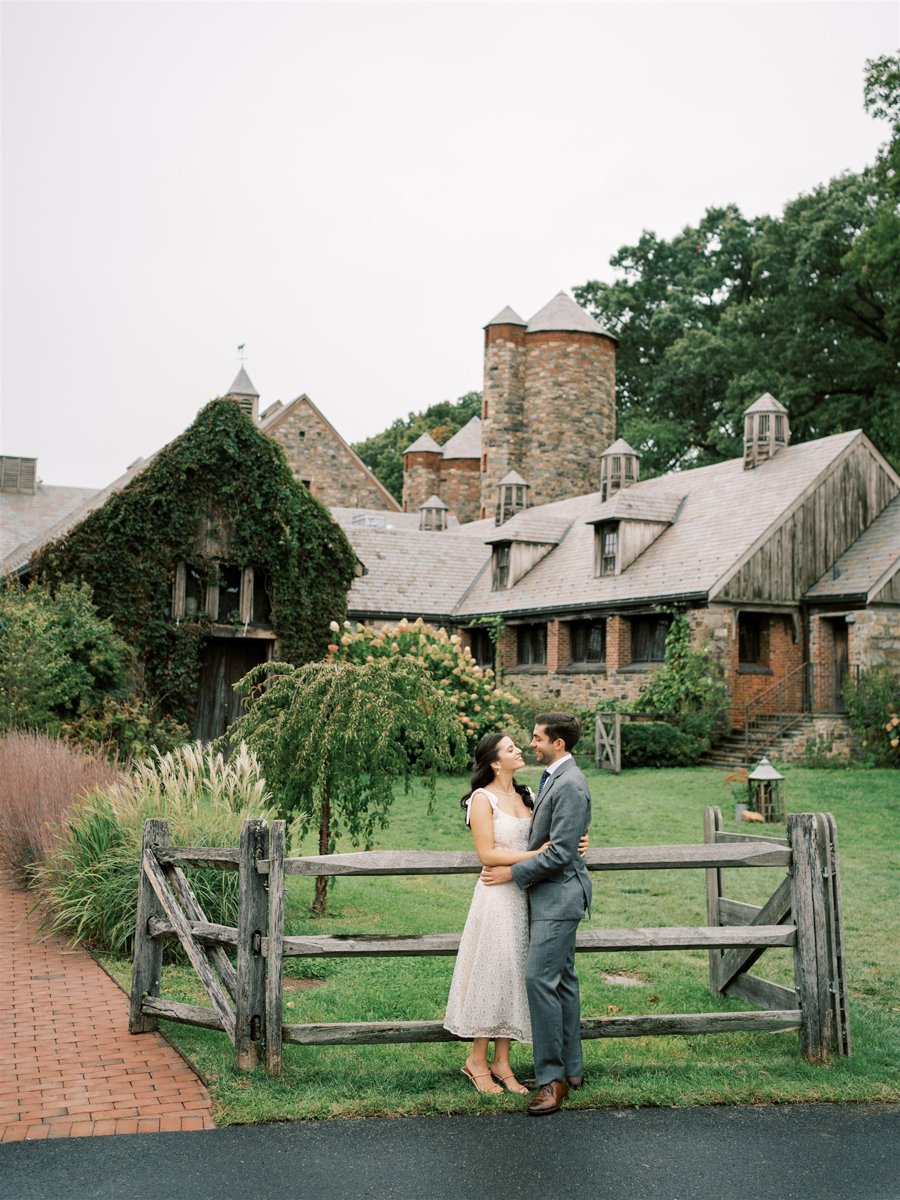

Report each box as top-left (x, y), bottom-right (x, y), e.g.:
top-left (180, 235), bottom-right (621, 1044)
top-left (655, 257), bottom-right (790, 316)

top-left (843, 666), bottom-right (900, 766)
top-left (632, 611), bottom-right (729, 749)
top-left (620, 721), bottom-right (701, 768)
top-left (32, 742), bottom-right (278, 955)
top-left (0, 581), bottom-right (188, 759)
top-left (328, 617), bottom-right (521, 751)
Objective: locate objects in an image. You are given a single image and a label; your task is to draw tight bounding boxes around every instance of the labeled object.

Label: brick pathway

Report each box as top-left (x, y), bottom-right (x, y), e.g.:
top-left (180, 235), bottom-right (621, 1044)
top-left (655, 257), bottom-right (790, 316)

top-left (0, 872), bottom-right (215, 1140)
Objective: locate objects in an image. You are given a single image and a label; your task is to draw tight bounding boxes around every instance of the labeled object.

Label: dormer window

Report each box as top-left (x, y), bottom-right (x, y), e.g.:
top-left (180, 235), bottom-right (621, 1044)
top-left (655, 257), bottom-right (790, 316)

top-left (595, 523), bottom-right (619, 576)
top-left (492, 543), bottom-right (511, 590)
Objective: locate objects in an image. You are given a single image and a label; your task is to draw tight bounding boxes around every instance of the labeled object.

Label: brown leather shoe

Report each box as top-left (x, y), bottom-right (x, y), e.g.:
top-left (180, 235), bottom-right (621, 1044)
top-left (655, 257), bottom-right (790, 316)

top-left (527, 1080), bottom-right (569, 1116)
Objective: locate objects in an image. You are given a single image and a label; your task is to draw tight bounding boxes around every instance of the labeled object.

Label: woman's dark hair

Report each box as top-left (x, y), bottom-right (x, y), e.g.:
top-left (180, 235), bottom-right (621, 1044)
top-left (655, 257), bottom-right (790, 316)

top-left (460, 731), bottom-right (532, 820)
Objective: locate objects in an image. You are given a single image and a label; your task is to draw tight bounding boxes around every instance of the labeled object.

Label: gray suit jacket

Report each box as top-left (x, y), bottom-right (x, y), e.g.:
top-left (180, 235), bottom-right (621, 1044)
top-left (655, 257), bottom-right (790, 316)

top-left (510, 757), bottom-right (592, 921)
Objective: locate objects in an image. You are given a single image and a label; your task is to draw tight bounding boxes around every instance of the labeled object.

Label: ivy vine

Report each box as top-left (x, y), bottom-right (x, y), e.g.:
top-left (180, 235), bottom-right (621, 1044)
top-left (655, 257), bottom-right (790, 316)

top-left (32, 400), bottom-right (357, 726)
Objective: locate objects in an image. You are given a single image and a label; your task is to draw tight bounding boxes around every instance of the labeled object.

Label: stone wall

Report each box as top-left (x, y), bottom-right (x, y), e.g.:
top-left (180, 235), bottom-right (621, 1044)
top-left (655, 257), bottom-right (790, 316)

top-left (267, 399), bottom-right (399, 511)
top-left (522, 331), bottom-right (616, 507)
top-left (440, 457), bottom-right (481, 524)
top-left (480, 324), bottom-right (526, 518)
top-left (402, 450), bottom-right (442, 514)
top-left (848, 607), bottom-right (900, 673)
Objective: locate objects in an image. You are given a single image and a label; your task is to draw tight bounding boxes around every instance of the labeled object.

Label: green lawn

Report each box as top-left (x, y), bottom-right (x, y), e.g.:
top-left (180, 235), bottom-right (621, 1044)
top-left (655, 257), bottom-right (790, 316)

top-left (103, 766), bottom-right (899, 1122)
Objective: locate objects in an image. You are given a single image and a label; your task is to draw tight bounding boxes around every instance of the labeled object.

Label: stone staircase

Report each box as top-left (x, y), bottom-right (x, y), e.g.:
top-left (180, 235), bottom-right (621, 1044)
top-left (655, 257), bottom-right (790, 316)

top-left (700, 715), bottom-right (852, 770)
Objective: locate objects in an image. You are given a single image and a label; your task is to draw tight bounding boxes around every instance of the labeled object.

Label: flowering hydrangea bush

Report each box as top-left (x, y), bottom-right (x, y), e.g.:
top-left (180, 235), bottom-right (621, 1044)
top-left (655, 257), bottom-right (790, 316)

top-left (328, 617), bottom-right (520, 750)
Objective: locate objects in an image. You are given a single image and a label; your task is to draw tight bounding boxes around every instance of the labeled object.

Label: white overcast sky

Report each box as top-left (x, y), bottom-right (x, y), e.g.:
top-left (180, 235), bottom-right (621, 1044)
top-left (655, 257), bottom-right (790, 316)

top-left (2, 0), bottom-right (896, 488)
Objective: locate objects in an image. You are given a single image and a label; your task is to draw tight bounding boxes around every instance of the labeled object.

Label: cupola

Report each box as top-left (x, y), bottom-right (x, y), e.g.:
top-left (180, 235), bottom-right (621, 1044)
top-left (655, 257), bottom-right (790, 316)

top-left (225, 366), bottom-right (260, 423)
top-left (743, 394), bottom-right (790, 469)
top-left (495, 470), bottom-right (530, 525)
top-left (419, 494), bottom-right (449, 531)
top-left (599, 438), bottom-right (640, 501)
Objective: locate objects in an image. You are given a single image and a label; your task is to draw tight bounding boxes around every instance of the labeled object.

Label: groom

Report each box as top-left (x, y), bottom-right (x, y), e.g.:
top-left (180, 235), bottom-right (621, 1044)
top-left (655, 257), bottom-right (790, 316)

top-left (482, 711), bottom-right (592, 1115)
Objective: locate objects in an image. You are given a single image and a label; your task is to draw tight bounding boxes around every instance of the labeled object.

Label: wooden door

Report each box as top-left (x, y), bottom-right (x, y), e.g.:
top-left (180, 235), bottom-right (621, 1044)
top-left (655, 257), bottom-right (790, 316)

top-left (832, 623), bottom-right (849, 711)
top-left (193, 638), bottom-right (270, 742)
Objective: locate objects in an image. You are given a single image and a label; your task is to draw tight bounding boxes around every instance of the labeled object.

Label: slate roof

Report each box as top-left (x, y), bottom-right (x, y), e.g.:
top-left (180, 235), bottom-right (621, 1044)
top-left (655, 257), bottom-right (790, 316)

top-left (585, 492), bottom-right (683, 525)
top-left (745, 392), bottom-right (788, 414)
top-left (484, 512), bottom-right (572, 545)
top-left (484, 305), bottom-right (526, 327)
top-left (805, 494), bottom-right (900, 602)
top-left (0, 460), bottom-right (151, 577)
top-left (226, 367), bottom-right (258, 397)
top-left (0, 484), bottom-right (99, 568)
top-left (453, 430), bottom-right (867, 618)
top-left (526, 291), bottom-right (617, 341)
top-left (439, 416), bottom-right (481, 460)
top-left (403, 432), bottom-right (441, 454)
top-left (602, 437), bottom-right (639, 457)
top-left (345, 526), bottom-right (488, 620)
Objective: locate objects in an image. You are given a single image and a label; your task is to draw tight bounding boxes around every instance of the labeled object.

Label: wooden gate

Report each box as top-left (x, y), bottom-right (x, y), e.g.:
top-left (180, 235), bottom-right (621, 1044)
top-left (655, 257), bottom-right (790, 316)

top-left (130, 809), bottom-right (851, 1075)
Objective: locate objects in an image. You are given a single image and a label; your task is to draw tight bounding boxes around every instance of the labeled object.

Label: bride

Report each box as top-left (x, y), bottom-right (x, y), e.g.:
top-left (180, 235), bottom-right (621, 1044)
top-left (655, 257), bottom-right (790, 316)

top-left (443, 731), bottom-right (587, 1095)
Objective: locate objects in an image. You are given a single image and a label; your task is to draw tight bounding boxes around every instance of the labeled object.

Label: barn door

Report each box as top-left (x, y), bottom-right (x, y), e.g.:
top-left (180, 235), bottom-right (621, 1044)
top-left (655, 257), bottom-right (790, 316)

top-left (193, 638), bottom-right (270, 742)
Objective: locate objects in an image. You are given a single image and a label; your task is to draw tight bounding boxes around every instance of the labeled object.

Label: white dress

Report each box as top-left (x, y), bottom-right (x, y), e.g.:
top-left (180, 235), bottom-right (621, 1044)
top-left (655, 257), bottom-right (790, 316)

top-left (443, 789), bottom-right (532, 1043)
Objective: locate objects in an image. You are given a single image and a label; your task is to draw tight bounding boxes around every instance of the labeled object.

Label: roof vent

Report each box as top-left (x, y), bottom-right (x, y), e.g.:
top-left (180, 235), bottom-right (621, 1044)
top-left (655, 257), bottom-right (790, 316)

top-left (0, 456), bottom-right (37, 494)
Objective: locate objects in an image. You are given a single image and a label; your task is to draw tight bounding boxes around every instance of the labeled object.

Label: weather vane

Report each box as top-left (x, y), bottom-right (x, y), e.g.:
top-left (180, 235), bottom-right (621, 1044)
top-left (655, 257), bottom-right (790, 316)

top-left (237, 343), bottom-right (247, 364)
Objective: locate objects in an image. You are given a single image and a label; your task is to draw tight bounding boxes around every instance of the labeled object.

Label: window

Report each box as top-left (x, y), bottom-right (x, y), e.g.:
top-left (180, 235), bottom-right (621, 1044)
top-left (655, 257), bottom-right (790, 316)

top-left (739, 614), bottom-right (765, 665)
top-left (469, 627), bottom-right (493, 668)
top-left (570, 620), bottom-right (605, 665)
top-left (631, 616), bottom-right (669, 663)
top-left (596, 523), bottom-right (618, 575)
top-left (756, 413), bottom-right (770, 443)
top-left (516, 623), bottom-right (546, 666)
top-left (774, 414), bottom-right (785, 444)
top-left (172, 563), bottom-right (273, 627)
top-left (492, 543), bottom-right (511, 590)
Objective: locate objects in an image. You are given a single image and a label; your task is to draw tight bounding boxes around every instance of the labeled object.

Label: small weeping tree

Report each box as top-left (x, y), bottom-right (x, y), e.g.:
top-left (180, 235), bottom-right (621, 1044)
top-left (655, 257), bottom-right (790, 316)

top-left (227, 657), bottom-right (468, 915)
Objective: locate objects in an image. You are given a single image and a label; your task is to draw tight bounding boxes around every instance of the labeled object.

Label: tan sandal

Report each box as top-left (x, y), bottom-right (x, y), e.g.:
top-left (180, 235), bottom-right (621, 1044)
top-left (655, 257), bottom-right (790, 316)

top-left (461, 1066), bottom-right (503, 1095)
top-left (490, 1072), bottom-right (530, 1095)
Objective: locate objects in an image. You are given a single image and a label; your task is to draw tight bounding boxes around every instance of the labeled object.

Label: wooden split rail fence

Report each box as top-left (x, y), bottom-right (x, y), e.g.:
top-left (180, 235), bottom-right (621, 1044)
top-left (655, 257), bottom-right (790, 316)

top-left (129, 808), bottom-right (850, 1076)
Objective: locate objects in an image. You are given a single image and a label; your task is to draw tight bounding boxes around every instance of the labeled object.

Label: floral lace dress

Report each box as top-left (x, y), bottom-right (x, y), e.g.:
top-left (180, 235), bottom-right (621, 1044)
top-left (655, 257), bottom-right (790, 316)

top-left (443, 790), bottom-right (532, 1043)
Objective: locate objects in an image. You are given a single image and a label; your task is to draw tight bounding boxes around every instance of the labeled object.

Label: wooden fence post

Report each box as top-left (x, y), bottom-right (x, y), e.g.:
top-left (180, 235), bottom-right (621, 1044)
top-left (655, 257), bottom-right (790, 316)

top-left (704, 806), bottom-right (724, 994)
top-left (266, 819), bottom-right (286, 1077)
top-left (236, 818), bottom-right (269, 1070)
top-left (129, 818), bottom-right (169, 1033)
top-left (787, 812), bottom-right (833, 1062)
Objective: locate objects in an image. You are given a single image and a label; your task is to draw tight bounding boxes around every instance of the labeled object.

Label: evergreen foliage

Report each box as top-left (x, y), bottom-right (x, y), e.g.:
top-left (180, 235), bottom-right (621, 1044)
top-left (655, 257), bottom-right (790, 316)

top-left (351, 391), bottom-right (482, 501)
top-left (31, 400), bottom-right (357, 727)
top-left (227, 657), bottom-right (467, 913)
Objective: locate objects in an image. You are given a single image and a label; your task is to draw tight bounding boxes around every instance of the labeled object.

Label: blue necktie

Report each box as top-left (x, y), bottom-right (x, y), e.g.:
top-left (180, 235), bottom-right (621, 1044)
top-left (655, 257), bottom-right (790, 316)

top-left (538, 769), bottom-right (550, 795)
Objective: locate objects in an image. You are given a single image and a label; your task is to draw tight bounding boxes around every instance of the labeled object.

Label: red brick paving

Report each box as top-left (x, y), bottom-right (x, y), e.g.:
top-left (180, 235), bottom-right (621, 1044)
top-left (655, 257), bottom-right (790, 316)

top-left (0, 871), bottom-right (214, 1139)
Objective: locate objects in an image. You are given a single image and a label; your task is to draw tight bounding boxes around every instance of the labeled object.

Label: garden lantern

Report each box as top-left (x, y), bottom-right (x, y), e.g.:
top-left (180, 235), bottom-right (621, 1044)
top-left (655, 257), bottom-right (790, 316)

top-left (747, 756), bottom-right (785, 823)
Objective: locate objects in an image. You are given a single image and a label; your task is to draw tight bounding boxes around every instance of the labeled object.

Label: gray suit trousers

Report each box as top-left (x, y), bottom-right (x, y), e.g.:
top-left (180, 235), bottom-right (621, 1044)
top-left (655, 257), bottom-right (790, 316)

top-left (525, 917), bottom-right (583, 1085)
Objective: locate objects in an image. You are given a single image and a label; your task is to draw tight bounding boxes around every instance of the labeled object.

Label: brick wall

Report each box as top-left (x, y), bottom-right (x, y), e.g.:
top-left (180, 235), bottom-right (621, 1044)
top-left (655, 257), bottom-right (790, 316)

top-left (727, 613), bottom-right (802, 729)
top-left (605, 615), bottom-right (631, 672)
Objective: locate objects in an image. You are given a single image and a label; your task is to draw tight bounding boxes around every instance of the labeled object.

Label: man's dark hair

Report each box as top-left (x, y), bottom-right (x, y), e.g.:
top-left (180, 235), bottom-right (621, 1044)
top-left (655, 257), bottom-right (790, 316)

top-left (534, 711), bottom-right (582, 751)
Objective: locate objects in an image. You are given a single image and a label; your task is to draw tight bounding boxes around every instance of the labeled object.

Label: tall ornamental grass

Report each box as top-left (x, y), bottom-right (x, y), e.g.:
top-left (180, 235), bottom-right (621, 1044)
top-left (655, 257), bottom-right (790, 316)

top-left (33, 742), bottom-right (278, 955)
top-left (0, 731), bottom-right (119, 878)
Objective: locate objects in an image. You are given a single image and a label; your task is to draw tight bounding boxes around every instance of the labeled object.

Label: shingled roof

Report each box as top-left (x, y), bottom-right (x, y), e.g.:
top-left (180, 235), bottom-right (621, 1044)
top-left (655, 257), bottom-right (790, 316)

top-left (439, 416), bottom-right (481, 460)
top-left (526, 291), bottom-right (617, 341)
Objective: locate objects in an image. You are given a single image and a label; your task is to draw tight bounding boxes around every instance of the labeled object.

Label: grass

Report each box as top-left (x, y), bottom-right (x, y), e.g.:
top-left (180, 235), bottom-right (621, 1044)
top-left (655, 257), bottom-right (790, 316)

top-left (100, 765), bottom-right (900, 1123)
top-left (0, 731), bottom-right (119, 877)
